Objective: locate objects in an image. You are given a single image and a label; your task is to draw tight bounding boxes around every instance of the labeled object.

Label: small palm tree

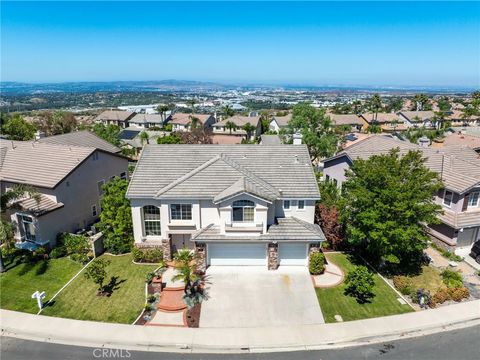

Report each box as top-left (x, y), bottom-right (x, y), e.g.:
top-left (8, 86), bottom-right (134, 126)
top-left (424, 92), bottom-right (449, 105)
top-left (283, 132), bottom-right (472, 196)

top-left (172, 261), bottom-right (199, 295)
top-left (139, 131), bottom-right (149, 146)
top-left (222, 105), bottom-right (235, 118)
top-left (189, 116), bottom-right (200, 130)
top-left (242, 122), bottom-right (256, 139)
top-left (225, 121), bottom-right (237, 134)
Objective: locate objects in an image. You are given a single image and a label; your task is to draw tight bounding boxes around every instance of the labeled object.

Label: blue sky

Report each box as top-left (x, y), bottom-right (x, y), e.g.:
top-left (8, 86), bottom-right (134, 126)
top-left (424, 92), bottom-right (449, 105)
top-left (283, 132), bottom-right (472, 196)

top-left (1, 1), bottom-right (479, 87)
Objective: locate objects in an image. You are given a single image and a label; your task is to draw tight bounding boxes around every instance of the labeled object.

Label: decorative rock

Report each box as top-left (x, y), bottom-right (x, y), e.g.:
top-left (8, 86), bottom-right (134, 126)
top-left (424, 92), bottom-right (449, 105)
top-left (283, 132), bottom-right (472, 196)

top-left (334, 315), bottom-right (343, 322)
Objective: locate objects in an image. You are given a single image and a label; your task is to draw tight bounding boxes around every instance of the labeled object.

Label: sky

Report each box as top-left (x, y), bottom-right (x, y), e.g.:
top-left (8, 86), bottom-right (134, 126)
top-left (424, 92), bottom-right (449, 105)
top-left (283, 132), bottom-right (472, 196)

top-left (1, 1), bottom-right (479, 88)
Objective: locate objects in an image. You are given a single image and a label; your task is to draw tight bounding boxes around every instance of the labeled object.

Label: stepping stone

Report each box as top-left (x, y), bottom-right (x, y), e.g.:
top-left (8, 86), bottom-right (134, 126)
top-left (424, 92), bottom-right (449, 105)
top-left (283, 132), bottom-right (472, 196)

top-left (397, 297), bottom-right (407, 305)
top-left (334, 315), bottom-right (343, 322)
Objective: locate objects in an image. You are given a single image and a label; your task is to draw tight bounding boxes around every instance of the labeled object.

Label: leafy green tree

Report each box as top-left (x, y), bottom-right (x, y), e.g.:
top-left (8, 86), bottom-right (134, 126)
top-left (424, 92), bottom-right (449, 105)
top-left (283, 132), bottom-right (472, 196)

top-left (139, 131), bottom-right (149, 146)
top-left (84, 258), bottom-right (111, 295)
top-left (156, 104), bottom-right (170, 122)
top-left (98, 178), bottom-right (133, 254)
top-left (282, 103), bottom-right (338, 161)
top-left (222, 105), bottom-right (235, 118)
top-left (386, 97), bottom-right (404, 113)
top-left (1, 184), bottom-right (40, 212)
top-left (38, 111), bottom-right (77, 135)
top-left (225, 121), bottom-right (237, 134)
top-left (0, 221), bottom-right (14, 273)
top-left (367, 124), bottom-right (381, 134)
top-left (437, 97), bottom-right (452, 112)
top-left (92, 123), bottom-right (121, 146)
top-left (189, 116), bottom-right (200, 130)
top-left (340, 149), bottom-right (443, 269)
top-left (344, 265), bottom-right (375, 303)
top-left (157, 133), bottom-right (181, 144)
top-left (242, 122), bottom-right (256, 139)
top-left (2, 115), bottom-right (37, 140)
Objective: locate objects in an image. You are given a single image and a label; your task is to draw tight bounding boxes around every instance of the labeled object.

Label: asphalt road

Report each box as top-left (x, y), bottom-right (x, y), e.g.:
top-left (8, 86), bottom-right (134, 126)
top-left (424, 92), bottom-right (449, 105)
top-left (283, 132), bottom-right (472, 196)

top-left (1, 325), bottom-right (479, 360)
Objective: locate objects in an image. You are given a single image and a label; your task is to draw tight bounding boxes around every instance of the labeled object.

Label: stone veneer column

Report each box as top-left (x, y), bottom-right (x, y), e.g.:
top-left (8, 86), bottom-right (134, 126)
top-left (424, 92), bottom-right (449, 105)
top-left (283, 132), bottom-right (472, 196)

top-left (268, 243), bottom-right (278, 270)
top-left (195, 243), bottom-right (207, 274)
top-left (161, 238), bottom-right (172, 261)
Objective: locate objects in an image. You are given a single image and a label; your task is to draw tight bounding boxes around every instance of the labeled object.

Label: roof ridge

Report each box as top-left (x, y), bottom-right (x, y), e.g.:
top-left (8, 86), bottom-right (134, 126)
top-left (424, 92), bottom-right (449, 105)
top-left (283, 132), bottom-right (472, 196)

top-left (155, 155), bottom-right (221, 197)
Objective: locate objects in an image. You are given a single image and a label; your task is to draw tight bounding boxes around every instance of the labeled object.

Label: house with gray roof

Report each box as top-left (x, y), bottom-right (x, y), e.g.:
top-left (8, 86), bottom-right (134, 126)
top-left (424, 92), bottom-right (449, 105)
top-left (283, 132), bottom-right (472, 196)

top-left (0, 133), bottom-right (128, 249)
top-left (129, 113), bottom-right (171, 129)
top-left (94, 110), bottom-right (136, 129)
top-left (398, 111), bottom-right (436, 128)
top-left (126, 143), bottom-right (325, 270)
top-left (323, 135), bottom-right (480, 249)
top-left (212, 115), bottom-right (261, 140)
top-left (269, 114), bottom-right (292, 133)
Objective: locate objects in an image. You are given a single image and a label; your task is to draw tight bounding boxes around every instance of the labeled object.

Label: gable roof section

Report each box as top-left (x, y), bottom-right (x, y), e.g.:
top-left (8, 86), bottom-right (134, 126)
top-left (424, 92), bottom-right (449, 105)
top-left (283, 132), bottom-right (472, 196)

top-left (214, 115), bottom-right (260, 128)
top-left (399, 111), bottom-right (435, 122)
top-left (95, 110), bottom-right (134, 122)
top-left (38, 130), bottom-right (121, 154)
top-left (213, 176), bottom-right (278, 203)
top-left (328, 114), bottom-right (364, 126)
top-left (18, 194), bottom-right (64, 217)
top-left (129, 113), bottom-right (165, 125)
top-left (170, 113), bottom-right (212, 125)
top-left (127, 144), bottom-right (320, 199)
top-left (271, 114), bottom-right (292, 127)
top-left (360, 113), bottom-right (400, 124)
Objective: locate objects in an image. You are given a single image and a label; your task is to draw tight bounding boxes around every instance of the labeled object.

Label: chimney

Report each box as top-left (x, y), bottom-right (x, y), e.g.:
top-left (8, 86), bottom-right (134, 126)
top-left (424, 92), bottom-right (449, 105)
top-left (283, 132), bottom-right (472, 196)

top-left (293, 133), bottom-right (302, 145)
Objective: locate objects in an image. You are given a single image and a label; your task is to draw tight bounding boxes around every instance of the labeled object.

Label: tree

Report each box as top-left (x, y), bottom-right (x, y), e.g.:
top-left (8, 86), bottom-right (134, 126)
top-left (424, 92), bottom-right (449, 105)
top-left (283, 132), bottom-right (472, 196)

top-left (412, 94), bottom-right (431, 111)
top-left (351, 100), bottom-right (364, 115)
top-left (222, 105), bottom-right (235, 119)
top-left (225, 121), bottom-right (237, 134)
top-left (189, 116), bottom-right (200, 130)
top-left (139, 131), bottom-right (149, 146)
top-left (340, 149), bottom-right (443, 269)
top-left (2, 115), bottom-right (37, 140)
top-left (98, 178), bottom-right (133, 254)
top-left (344, 265), bottom-right (375, 303)
top-left (84, 258), bottom-right (111, 295)
top-left (316, 204), bottom-right (344, 249)
top-left (1, 184), bottom-right (40, 212)
top-left (156, 104), bottom-right (170, 122)
top-left (242, 122), bottom-right (256, 139)
top-left (367, 123), bottom-right (381, 134)
top-left (180, 128), bottom-right (213, 144)
top-left (0, 221), bottom-right (14, 273)
top-left (92, 123), bottom-right (121, 146)
top-left (172, 249), bottom-right (206, 308)
top-left (187, 98), bottom-right (197, 114)
top-left (386, 97), bottom-right (404, 113)
top-left (366, 94), bottom-right (382, 121)
top-left (157, 133), bottom-right (181, 144)
top-left (38, 111), bottom-right (77, 135)
top-left (283, 103), bottom-right (338, 161)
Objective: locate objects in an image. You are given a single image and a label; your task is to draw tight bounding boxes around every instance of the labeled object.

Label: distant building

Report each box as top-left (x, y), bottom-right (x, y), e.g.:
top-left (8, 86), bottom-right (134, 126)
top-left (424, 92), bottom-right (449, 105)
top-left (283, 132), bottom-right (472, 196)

top-left (170, 113), bottom-right (215, 132)
top-left (212, 115), bottom-right (261, 140)
top-left (327, 114), bottom-right (365, 132)
top-left (94, 110), bottom-right (135, 128)
top-left (269, 114), bottom-right (292, 132)
top-left (129, 113), bottom-right (171, 129)
top-left (398, 111), bottom-right (435, 128)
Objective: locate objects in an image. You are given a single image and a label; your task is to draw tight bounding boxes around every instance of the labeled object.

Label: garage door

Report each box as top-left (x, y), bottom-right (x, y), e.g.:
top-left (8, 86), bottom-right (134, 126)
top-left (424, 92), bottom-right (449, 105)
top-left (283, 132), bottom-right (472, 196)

top-left (279, 243), bottom-right (307, 266)
top-left (208, 243), bottom-right (266, 266)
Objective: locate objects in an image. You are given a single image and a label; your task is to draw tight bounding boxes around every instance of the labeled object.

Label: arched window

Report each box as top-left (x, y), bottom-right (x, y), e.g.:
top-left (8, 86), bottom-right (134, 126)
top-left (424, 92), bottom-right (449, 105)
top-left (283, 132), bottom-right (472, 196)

top-left (232, 200), bottom-right (255, 222)
top-left (143, 206), bottom-right (161, 236)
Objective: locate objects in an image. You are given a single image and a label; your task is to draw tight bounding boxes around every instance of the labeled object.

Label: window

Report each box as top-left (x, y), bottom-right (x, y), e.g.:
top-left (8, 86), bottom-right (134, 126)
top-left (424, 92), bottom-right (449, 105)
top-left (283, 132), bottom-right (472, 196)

top-left (97, 180), bottom-right (105, 195)
top-left (170, 204), bottom-right (192, 220)
top-left (92, 152), bottom-right (99, 161)
top-left (298, 200), bottom-right (305, 209)
top-left (120, 172), bottom-right (127, 180)
top-left (283, 200), bottom-right (291, 210)
top-left (325, 174), bottom-right (330, 182)
top-left (443, 190), bottom-right (453, 207)
top-left (232, 200), bottom-right (255, 222)
top-left (468, 192), bottom-right (479, 208)
top-left (92, 205), bottom-right (97, 217)
top-left (19, 215), bottom-right (36, 241)
top-left (143, 206), bottom-right (161, 236)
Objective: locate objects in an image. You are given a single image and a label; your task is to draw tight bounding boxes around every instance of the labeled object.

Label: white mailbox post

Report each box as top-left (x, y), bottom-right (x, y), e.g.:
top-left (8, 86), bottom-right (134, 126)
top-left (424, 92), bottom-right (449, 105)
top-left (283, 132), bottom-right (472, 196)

top-left (31, 290), bottom-right (46, 310)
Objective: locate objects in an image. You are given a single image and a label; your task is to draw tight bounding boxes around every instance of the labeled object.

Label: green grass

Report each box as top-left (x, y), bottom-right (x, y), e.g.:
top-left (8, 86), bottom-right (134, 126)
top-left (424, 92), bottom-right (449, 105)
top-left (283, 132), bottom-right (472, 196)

top-left (0, 257), bottom-right (83, 314)
top-left (41, 254), bottom-right (157, 324)
top-left (405, 266), bottom-right (445, 294)
top-left (316, 253), bottom-right (414, 323)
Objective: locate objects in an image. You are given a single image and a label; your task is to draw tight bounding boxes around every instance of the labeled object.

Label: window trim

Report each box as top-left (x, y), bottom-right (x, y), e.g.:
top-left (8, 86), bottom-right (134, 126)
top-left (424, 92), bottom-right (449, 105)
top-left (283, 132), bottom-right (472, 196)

top-left (467, 192), bottom-right (479, 208)
top-left (142, 205), bottom-right (161, 236)
top-left (232, 200), bottom-right (255, 223)
top-left (443, 189), bottom-right (453, 208)
top-left (170, 204), bottom-right (193, 221)
top-left (283, 200), bottom-right (291, 210)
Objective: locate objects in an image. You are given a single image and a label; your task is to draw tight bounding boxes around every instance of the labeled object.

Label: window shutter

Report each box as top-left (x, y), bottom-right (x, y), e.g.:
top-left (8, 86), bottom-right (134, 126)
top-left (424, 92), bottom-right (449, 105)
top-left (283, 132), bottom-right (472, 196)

top-left (462, 194), bottom-right (469, 212)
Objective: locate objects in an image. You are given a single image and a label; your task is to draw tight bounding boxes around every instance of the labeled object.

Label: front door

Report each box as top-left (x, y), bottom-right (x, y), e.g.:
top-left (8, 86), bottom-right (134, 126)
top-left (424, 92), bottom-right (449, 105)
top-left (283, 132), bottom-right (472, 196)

top-left (171, 234), bottom-right (193, 253)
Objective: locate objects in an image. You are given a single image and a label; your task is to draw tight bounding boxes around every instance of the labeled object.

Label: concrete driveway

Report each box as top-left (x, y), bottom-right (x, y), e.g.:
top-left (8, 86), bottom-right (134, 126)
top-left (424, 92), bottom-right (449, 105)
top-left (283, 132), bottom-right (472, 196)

top-left (200, 266), bottom-right (324, 328)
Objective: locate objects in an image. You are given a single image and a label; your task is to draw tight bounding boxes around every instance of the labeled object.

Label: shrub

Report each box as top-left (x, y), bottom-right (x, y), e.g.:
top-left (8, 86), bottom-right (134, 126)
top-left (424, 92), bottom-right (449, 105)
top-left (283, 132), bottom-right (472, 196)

top-left (33, 247), bottom-right (47, 259)
top-left (145, 272), bottom-right (155, 284)
top-left (132, 247), bottom-right (163, 263)
top-left (441, 269), bottom-right (463, 288)
top-left (344, 265), bottom-right (375, 303)
top-left (70, 253), bottom-right (90, 265)
top-left (309, 252), bottom-right (326, 275)
top-left (147, 294), bottom-right (157, 303)
top-left (132, 247), bottom-right (145, 262)
top-left (432, 288), bottom-right (451, 305)
top-left (449, 287), bottom-right (470, 302)
top-left (392, 275), bottom-right (414, 295)
top-left (49, 246), bottom-right (67, 259)
top-left (144, 304), bottom-right (153, 312)
top-left (62, 233), bottom-right (90, 256)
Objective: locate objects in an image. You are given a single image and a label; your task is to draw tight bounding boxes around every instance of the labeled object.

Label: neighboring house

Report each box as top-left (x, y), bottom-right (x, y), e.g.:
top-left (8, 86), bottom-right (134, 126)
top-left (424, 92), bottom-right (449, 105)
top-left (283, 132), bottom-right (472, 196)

top-left (260, 134), bottom-right (281, 145)
top-left (359, 113), bottom-right (406, 132)
top-left (37, 130), bottom-right (122, 154)
top-left (119, 127), bottom-right (165, 154)
top-left (0, 133), bottom-right (128, 249)
top-left (398, 111), bottom-right (435, 128)
top-left (126, 144), bottom-right (325, 270)
top-left (447, 110), bottom-right (480, 127)
top-left (441, 131), bottom-right (480, 154)
top-left (323, 135), bottom-right (480, 249)
top-left (212, 115), bottom-right (261, 140)
top-left (94, 110), bottom-right (136, 129)
top-left (170, 113), bottom-right (215, 132)
top-left (328, 114), bottom-right (365, 132)
top-left (129, 113), bottom-right (171, 129)
top-left (269, 114), bottom-right (292, 132)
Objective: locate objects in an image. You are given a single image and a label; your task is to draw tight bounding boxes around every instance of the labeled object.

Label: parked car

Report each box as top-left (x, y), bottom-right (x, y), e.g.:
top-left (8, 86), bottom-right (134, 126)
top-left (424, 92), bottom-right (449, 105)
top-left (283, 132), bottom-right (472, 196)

top-left (469, 241), bottom-right (480, 264)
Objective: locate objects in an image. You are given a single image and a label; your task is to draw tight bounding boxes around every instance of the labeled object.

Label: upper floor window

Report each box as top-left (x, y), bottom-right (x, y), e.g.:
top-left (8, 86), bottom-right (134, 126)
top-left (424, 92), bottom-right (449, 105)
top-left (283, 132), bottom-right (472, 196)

top-left (468, 192), bottom-right (479, 208)
top-left (171, 204), bottom-right (192, 220)
top-left (97, 180), bottom-right (105, 195)
top-left (443, 190), bottom-right (453, 207)
top-left (232, 200), bottom-right (254, 222)
top-left (298, 200), bottom-right (305, 209)
top-left (143, 205), bottom-right (161, 236)
top-left (283, 200), bottom-right (291, 210)
top-left (92, 205), bottom-right (97, 217)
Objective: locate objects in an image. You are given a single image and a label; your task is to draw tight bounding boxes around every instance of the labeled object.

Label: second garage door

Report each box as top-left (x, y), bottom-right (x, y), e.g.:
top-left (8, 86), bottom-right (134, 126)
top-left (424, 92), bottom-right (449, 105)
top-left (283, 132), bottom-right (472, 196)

top-left (208, 243), bottom-right (267, 266)
top-left (279, 243), bottom-right (307, 266)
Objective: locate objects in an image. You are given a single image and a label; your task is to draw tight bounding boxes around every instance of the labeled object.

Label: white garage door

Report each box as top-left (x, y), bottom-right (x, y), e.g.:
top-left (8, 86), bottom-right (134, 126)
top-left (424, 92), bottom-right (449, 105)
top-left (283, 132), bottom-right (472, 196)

top-left (208, 243), bottom-right (266, 266)
top-left (279, 243), bottom-right (307, 266)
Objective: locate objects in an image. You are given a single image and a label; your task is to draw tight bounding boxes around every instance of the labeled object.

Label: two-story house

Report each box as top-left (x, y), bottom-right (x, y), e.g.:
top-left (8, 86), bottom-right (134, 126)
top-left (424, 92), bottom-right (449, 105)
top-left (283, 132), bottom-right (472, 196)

top-left (323, 135), bottom-right (480, 250)
top-left (170, 113), bottom-right (215, 132)
top-left (0, 131), bottom-right (128, 249)
top-left (126, 144), bottom-right (325, 271)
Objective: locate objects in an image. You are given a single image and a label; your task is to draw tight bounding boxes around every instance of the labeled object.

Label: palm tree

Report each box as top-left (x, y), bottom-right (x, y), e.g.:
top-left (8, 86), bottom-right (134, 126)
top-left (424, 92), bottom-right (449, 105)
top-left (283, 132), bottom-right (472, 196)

top-left (139, 131), bottom-right (149, 146)
top-left (187, 98), bottom-right (197, 114)
top-left (412, 93), bottom-right (430, 111)
top-left (225, 121), bottom-right (237, 134)
top-left (367, 94), bottom-right (382, 122)
top-left (156, 104), bottom-right (170, 122)
top-left (242, 122), bottom-right (256, 140)
top-left (189, 116), bottom-right (200, 130)
top-left (222, 105), bottom-right (235, 119)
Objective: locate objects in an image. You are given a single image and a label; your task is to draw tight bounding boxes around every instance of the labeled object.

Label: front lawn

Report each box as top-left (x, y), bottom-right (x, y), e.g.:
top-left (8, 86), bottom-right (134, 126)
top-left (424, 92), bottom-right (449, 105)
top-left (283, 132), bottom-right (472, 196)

top-left (402, 265), bottom-right (445, 294)
top-left (41, 254), bottom-right (157, 324)
top-left (0, 257), bottom-right (82, 314)
top-left (316, 253), bottom-right (413, 323)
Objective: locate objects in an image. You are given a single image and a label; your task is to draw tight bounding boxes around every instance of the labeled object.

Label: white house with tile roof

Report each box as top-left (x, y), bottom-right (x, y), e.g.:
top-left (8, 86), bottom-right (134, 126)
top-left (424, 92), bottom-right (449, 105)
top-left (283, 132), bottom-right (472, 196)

top-left (0, 132), bottom-right (128, 249)
top-left (323, 135), bottom-right (480, 249)
top-left (126, 144), bottom-right (325, 270)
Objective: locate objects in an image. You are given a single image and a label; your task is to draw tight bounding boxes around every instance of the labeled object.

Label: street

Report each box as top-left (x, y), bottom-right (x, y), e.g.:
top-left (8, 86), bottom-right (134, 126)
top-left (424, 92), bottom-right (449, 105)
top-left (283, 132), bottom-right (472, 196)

top-left (1, 324), bottom-right (479, 360)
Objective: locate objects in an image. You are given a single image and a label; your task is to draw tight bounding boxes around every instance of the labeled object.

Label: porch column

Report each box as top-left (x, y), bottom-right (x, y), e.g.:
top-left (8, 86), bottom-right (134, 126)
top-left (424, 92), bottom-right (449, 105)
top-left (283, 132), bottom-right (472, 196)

top-left (195, 243), bottom-right (207, 274)
top-left (268, 243), bottom-right (278, 270)
top-left (161, 237), bottom-right (172, 261)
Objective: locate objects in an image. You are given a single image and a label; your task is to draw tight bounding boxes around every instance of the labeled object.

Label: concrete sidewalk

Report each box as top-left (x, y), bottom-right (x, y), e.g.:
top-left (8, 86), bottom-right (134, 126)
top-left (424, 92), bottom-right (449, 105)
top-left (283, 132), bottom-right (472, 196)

top-left (1, 300), bottom-right (480, 353)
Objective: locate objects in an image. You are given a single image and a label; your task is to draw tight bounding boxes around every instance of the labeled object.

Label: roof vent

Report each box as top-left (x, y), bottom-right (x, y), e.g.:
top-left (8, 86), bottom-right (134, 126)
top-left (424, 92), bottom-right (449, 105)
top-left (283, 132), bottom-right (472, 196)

top-left (294, 155), bottom-right (299, 164)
